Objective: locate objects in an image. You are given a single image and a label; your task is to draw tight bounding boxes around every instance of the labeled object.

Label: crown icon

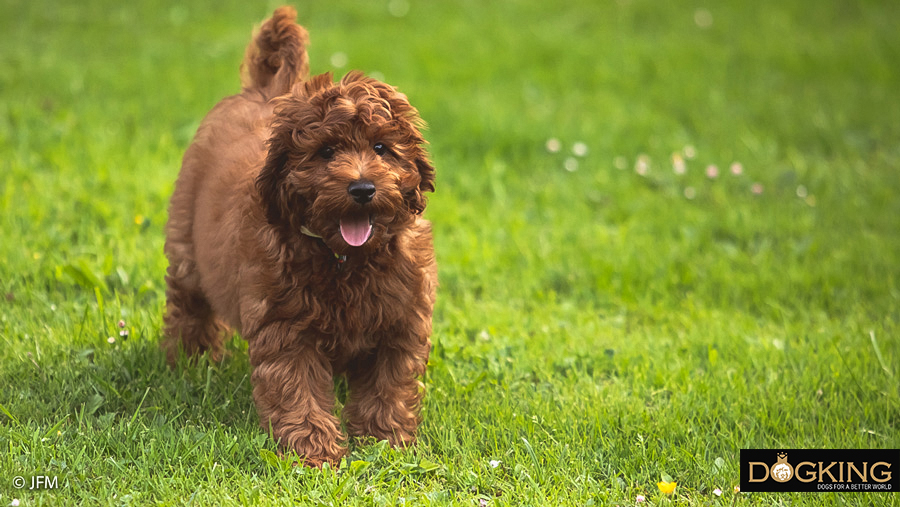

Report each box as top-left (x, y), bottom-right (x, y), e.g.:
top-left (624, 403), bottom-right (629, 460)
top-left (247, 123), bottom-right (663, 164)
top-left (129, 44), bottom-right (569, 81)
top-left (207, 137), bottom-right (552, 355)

top-left (777, 452), bottom-right (788, 462)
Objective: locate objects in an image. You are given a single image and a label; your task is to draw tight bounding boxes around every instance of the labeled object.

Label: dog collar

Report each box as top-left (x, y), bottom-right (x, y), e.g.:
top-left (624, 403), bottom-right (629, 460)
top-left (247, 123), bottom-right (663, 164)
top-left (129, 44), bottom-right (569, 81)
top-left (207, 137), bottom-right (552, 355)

top-left (300, 226), bottom-right (321, 239)
top-left (300, 226), bottom-right (348, 268)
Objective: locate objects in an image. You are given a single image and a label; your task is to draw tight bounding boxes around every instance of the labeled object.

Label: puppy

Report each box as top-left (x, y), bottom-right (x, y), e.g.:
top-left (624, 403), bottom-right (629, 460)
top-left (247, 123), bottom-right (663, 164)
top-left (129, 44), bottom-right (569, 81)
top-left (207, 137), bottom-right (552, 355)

top-left (162, 6), bottom-right (436, 466)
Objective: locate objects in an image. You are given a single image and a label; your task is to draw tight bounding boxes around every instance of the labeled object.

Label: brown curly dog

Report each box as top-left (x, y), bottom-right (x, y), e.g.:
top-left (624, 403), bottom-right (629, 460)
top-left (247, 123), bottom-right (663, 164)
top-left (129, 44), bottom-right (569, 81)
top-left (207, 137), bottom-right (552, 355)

top-left (162, 6), bottom-right (436, 467)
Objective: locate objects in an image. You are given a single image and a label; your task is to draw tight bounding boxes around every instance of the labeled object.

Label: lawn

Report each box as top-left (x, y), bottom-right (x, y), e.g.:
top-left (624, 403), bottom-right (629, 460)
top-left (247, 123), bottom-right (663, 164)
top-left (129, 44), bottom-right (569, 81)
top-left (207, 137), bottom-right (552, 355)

top-left (2, 0), bottom-right (899, 505)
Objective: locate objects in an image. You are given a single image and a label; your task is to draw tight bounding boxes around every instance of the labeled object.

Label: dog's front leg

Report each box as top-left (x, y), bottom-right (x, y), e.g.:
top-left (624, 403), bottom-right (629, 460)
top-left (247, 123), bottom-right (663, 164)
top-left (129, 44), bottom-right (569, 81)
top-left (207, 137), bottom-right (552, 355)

top-left (248, 324), bottom-right (345, 467)
top-left (343, 334), bottom-right (431, 448)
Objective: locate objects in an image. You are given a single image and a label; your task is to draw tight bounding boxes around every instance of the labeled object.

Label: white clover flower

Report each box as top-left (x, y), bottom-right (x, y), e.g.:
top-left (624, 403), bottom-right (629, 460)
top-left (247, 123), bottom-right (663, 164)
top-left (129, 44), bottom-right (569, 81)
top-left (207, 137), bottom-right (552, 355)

top-left (545, 138), bottom-right (561, 153)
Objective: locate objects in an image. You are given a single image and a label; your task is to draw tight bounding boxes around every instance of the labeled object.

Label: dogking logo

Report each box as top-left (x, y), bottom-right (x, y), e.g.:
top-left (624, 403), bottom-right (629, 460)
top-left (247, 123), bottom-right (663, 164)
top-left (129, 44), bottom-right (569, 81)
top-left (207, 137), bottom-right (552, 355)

top-left (741, 449), bottom-right (899, 492)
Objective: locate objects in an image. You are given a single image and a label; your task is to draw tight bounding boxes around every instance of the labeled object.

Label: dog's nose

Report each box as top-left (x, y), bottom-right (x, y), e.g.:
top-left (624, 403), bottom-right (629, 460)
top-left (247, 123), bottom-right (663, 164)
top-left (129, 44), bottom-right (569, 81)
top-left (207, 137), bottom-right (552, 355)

top-left (348, 180), bottom-right (376, 204)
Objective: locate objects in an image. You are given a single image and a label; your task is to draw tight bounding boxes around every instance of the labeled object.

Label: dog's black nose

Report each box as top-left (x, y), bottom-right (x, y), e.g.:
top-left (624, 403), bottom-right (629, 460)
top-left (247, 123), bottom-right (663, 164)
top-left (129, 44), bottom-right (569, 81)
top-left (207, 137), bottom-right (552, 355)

top-left (348, 180), bottom-right (376, 204)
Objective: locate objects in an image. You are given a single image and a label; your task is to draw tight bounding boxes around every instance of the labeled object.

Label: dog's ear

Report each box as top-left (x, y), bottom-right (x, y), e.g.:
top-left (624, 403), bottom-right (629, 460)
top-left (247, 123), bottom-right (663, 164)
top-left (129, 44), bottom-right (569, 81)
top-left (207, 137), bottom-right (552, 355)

top-left (407, 152), bottom-right (435, 215)
top-left (416, 154), bottom-right (435, 194)
top-left (256, 80), bottom-right (336, 226)
top-left (402, 148), bottom-right (435, 215)
top-left (256, 132), bottom-right (291, 225)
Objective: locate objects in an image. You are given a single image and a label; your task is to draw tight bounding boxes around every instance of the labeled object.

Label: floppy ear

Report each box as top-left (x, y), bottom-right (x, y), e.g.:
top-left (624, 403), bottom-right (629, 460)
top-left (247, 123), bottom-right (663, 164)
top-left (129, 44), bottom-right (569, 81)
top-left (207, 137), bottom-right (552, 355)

top-left (256, 76), bottom-right (334, 226)
top-left (255, 134), bottom-right (291, 226)
top-left (406, 151), bottom-right (435, 215)
top-left (416, 154), bottom-right (435, 194)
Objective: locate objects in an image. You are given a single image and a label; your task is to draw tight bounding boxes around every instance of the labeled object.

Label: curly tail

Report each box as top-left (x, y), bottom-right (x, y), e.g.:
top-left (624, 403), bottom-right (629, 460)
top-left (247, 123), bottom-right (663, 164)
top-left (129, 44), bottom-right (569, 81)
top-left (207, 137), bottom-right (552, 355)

top-left (240, 6), bottom-right (309, 98)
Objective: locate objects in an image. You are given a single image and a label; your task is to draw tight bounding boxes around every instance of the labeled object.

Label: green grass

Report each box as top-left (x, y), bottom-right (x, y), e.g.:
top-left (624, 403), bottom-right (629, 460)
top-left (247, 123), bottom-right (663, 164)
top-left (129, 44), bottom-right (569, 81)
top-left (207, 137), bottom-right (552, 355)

top-left (2, 0), bottom-right (899, 505)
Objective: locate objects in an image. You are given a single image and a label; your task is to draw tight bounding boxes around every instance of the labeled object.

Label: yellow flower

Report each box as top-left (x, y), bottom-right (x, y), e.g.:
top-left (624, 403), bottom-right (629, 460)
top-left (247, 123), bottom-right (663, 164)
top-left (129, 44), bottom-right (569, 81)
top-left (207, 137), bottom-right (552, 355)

top-left (657, 481), bottom-right (677, 495)
top-left (134, 214), bottom-right (145, 225)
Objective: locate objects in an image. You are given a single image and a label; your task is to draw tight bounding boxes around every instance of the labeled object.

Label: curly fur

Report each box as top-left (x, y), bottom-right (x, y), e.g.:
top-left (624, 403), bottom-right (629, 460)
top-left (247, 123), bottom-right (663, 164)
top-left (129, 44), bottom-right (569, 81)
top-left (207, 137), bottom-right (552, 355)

top-left (162, 6), bottom-right (436, 467)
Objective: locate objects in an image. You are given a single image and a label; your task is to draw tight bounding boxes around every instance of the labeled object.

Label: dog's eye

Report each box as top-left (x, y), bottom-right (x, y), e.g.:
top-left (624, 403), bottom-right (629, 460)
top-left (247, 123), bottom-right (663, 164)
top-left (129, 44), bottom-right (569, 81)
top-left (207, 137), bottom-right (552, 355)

top-left (373, 143), bottom-right (388, 156)
top-left (318, 146), bottom-right (335, 160)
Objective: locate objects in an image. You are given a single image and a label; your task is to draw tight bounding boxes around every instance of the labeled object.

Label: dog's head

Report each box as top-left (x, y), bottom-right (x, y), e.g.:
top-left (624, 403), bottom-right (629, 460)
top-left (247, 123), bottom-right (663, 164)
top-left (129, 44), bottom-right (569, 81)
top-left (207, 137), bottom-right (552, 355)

top-left (256, 72), bottom-right (435, 254)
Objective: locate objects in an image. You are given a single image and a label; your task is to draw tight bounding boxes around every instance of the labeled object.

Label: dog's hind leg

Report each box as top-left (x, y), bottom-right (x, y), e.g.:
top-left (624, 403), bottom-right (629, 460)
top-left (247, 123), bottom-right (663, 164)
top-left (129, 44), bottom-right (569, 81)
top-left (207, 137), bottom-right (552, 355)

top-left (162, 258), bottom-right (227, 365)
top-left (162, 181), bottom-right (227, 366)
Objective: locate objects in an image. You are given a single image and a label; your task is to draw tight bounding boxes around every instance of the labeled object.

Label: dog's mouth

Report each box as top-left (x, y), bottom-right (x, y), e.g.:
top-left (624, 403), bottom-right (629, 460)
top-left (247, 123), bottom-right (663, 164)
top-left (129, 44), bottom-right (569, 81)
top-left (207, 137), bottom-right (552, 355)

top-left (339, 213), bottom-right (373, 247)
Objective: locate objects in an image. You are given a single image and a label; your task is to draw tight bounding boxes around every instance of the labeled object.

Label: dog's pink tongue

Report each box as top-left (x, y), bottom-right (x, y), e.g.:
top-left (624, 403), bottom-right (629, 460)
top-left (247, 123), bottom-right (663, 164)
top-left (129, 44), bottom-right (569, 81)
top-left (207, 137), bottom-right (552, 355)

top-left (340, 215), bottom-right (372, 247)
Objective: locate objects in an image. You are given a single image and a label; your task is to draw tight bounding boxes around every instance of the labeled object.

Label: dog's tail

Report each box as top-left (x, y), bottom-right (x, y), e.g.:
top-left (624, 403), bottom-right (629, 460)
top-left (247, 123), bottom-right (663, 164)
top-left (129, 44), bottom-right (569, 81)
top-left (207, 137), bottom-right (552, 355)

top-left (240, 6), bottom-right (309, 98)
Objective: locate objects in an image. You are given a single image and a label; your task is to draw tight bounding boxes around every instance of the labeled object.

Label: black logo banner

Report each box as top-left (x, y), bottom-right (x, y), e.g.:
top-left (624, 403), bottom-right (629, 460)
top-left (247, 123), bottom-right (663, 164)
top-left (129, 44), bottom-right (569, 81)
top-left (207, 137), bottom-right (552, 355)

top-left (740, 449), bottom-right (899, 492)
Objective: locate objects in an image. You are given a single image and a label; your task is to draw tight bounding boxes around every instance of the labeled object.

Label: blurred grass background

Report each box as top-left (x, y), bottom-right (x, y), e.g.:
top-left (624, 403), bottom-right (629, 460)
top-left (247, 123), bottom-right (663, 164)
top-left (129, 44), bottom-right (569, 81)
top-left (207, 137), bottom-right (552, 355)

top-left (1, 0), bottom-right (899, 505)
